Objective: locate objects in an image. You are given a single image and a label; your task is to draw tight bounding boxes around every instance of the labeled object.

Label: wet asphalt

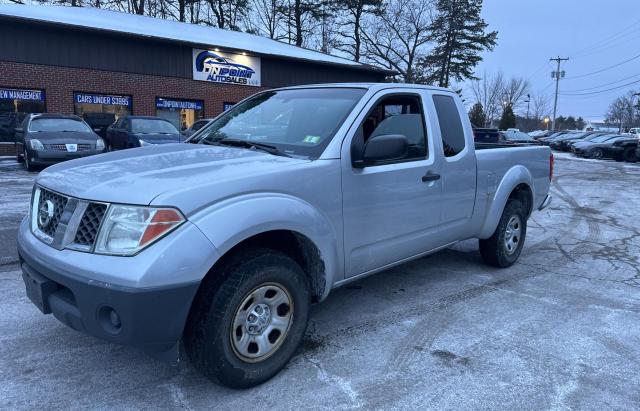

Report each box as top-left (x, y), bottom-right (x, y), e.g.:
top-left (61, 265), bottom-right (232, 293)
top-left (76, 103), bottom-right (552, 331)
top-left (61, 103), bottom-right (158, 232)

top-left (0, 153), bottom-right (639, 409)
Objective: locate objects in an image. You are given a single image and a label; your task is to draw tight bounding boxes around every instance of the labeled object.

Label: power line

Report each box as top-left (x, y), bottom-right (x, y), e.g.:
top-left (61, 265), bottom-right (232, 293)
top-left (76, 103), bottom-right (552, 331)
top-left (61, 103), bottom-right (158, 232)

top-left (571, 18), bottom-right (640, 58)
top-left (561, 73), bottom-right (640, 93)
top-left (560, 78), bottom-right (640, 96)
top-left (565, 53), bottom-right (640, 79)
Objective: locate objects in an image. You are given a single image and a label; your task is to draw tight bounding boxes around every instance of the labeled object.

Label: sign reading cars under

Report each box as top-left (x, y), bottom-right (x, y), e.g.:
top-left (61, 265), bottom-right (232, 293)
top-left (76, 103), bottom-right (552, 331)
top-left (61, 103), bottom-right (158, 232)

top-left (192, 49), bottom-right (261, 87)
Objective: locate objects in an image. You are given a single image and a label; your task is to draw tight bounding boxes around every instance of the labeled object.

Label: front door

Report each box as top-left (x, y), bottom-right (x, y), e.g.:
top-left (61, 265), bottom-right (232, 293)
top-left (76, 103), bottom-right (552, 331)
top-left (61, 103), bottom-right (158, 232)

top-left (341, 91), bottom-right (442, 277)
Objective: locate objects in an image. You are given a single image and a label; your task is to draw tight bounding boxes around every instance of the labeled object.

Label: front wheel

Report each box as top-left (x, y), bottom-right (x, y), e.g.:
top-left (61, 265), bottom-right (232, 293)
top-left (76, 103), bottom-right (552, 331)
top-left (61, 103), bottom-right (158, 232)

top-left (24, 148), bottom-right (36, 171)
top-left (479, 199), bottom-right (527, 268)
top-left (591, 148), bottom-right (604, 159)
top-left (184, 247), bottom-right (310, 388)
top-left (623, 147), bottom-right (637, 163)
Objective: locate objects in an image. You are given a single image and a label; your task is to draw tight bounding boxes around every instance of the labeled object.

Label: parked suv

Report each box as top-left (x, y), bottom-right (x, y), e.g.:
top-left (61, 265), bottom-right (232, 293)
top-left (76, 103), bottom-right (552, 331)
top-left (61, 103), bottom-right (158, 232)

top-left (18, 84), bottom-right (552, 388)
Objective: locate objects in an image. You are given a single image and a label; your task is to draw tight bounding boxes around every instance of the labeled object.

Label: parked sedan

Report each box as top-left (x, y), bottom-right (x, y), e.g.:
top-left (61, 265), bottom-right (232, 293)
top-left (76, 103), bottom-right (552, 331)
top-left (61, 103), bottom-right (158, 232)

top-left (572, 135), bottom-right (627, 159)
top-left (610, 137), bottom-right (638, 162)
top-left (15, 114), bottom-right (106, 171)
top-left (106, 116), bottom-right (182, 150)
top-left (552, 131), bottom-right (608, 151)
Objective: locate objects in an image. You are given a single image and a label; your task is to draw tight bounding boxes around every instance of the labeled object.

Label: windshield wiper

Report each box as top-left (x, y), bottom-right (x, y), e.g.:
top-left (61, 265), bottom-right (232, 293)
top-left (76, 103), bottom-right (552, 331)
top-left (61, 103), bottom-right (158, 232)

top-left (210, 138), bottom-right (291, 157)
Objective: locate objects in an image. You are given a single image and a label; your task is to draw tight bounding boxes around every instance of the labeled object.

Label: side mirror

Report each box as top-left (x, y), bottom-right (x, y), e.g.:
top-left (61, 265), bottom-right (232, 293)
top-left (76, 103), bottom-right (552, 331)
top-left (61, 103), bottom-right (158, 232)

top-left (354, 134), bottom-right (408, 167)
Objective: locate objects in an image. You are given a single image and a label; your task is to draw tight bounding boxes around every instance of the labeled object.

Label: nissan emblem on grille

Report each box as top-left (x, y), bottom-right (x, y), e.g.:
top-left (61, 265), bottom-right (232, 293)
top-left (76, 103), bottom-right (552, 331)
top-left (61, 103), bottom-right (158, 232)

top-left (38, 200), bottom-right (55, 228)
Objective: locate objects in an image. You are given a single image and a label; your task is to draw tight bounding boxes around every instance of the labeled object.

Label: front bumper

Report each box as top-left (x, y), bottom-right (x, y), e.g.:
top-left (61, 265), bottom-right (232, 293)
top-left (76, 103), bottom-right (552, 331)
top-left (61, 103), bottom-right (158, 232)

top-left (28, 149), bottom-right (105, 165)
top-left (17, 217), bottom-right (218, 361)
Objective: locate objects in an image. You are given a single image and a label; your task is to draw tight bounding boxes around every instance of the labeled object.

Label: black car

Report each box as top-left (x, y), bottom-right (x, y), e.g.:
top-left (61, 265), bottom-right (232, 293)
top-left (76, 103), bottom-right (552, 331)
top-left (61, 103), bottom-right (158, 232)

top-left (0, 112), bottom-right (27, 142)
top-left (610, 137), bottom-right (638, 163)
top-left (552, 131), bottom-right (608, 152)
top-left (106, 116), bottom-right (182, 150)
top-left (572, 135), bottom-right (627, 159)
top-left (15, 114), bottom-right (106, 171)
top-left (82, 112), bottom-right (116, 139)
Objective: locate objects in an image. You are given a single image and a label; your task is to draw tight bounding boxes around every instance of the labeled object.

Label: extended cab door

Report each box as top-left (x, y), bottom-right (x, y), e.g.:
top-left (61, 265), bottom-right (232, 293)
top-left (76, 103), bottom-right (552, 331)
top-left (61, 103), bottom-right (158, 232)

top-left (430, 94), bottom-right (477, 242)
top-left (341, 90), bottom-right (443, 277)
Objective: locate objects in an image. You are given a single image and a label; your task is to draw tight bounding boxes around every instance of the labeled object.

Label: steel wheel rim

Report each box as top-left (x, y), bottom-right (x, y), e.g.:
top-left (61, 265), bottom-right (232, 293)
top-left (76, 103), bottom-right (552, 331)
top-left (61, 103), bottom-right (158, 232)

top-left (230, 282), bottom-right (294, 363)
top-left (504, 215), bottom-right (521, 255)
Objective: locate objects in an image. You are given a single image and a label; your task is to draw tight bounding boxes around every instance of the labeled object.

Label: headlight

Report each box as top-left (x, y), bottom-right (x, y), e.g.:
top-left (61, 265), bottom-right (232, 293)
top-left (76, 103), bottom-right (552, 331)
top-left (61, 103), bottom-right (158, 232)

top-left (30, 139), bottom-right (44, 151)
top-left (94, 205), bottom-right (185, 256)
top-left (96, 138), bottom-right (105, 151)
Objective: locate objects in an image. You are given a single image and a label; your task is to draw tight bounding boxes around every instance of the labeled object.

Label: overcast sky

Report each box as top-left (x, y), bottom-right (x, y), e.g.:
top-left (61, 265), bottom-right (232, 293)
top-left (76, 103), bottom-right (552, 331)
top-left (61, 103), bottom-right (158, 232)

top-left (473, 0), bottom-right (640, 121)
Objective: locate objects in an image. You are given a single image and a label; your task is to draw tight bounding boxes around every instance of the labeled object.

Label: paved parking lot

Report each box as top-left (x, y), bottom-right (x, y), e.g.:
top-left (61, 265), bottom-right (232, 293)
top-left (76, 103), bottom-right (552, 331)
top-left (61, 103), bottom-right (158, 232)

top-left (1, 154), bottom-right (639, 410)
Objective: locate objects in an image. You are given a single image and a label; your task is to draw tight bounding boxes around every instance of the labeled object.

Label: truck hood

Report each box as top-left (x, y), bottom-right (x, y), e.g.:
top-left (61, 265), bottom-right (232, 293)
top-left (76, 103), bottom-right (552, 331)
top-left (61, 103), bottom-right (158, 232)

top-left (36, 143), bottom-right (308, 205)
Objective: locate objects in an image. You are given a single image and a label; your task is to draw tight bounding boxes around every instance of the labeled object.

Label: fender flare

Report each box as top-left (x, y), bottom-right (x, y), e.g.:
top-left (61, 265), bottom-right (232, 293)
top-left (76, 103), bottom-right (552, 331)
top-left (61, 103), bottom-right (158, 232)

top-left (188, 192), bottom-right (341, 300)
top-left (478, 165), bottom-right (535, 239)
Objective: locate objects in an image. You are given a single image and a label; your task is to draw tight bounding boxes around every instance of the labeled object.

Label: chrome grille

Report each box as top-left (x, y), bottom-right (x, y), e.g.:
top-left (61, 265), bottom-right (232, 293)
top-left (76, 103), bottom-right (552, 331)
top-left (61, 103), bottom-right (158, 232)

top-left (74, 203), bottom-right (107, 246)
top-left (37, 189), bottom-right (68, 238)
top-left (45, 144), bottom-right (92, 152)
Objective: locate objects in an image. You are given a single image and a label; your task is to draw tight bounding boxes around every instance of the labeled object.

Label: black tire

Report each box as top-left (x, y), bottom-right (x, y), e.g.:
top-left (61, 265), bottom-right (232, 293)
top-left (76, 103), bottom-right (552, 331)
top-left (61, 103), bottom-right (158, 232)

top-left (591, 148), bottom-right (603, 159)
top-left (184, 247), bottom-right (310, 388)
top-left (623, 147), bottom-right (637, 163)
top-left (479, 199), bottom-right (527, 268)
top-left (16, 144), bottom-right (24, 163)
top-left (24, 148), bottom-right (36, 171)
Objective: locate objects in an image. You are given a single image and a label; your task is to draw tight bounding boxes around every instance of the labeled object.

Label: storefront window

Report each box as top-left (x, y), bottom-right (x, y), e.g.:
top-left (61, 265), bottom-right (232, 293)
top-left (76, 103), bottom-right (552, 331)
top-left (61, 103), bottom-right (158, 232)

top-left (0, 88), bottom-right (46, 142)
top-left (74, 92), bottom-right (132, 120)
top-left (155, 97), bottom-right (204, 131)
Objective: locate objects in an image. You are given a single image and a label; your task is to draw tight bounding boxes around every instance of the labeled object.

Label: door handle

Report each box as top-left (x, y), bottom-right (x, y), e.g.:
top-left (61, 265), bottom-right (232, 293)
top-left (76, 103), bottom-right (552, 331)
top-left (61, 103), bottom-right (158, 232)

top-left (422, 171), bottom-right (441, 182)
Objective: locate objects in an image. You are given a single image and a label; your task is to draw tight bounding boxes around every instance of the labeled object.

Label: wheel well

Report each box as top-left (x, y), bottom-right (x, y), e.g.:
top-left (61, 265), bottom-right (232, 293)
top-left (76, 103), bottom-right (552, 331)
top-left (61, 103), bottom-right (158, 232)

top-left (509, 183), bottom-right (533, 217)
top-left (207, 230), bottom-right (326, 303)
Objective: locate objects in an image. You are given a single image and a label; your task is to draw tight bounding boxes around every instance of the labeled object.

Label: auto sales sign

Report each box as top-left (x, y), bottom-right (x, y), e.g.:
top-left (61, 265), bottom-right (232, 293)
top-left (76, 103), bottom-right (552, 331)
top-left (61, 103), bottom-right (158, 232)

top-left (193, 49), bottom-right (261, 87)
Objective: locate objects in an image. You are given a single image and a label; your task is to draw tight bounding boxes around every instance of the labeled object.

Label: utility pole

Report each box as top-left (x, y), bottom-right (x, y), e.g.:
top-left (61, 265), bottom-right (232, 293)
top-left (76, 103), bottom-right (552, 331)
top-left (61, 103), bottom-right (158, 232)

top-left (550, 56), bottom-right (569, 131)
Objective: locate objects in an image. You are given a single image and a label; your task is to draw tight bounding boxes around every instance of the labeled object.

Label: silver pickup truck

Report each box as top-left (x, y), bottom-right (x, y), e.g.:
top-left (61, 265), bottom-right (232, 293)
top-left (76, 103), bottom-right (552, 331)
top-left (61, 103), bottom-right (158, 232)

top-left (18, 84), bottom-right (552, 388)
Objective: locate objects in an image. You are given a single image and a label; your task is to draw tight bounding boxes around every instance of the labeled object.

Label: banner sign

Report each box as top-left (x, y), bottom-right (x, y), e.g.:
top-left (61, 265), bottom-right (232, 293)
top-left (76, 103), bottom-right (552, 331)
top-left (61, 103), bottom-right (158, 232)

top-left (155, 98), bottom-right (204, 110)
top-left (0, 88), bottom-right (45, 101)
top-left (193, 49), bottom-right (261, 87)
top-left (74, 92), bottom-right (131, 107)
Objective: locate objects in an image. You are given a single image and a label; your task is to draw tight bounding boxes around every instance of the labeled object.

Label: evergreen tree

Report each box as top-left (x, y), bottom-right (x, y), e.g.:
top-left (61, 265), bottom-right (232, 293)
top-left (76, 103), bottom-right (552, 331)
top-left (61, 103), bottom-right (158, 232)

top-left (419, 0), bottom-right (497, 87)
top-left (499, 104), bottom-right (516, 130)
top-left (468, 102), bottom-right (486, 127)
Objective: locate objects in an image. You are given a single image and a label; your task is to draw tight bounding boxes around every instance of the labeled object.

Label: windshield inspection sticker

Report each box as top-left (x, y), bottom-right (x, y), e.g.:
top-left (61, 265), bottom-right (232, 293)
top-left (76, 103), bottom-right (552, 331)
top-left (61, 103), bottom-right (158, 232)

top-left (303, 135), bottom-right (321, 144)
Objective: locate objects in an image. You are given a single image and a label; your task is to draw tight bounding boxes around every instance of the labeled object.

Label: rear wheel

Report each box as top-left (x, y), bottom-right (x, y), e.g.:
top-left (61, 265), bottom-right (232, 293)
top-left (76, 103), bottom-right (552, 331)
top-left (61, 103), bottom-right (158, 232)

top-left (623, 147), bottom-right (637, 163)
top-left (184, 247), bottom-right (310, 388)
top-left (479, 199), bottom-right (527, 268)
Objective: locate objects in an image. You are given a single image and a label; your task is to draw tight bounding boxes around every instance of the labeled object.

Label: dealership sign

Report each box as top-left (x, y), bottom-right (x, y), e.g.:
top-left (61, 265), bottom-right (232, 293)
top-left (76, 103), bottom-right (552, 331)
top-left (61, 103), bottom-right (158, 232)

top-left (74, 92), bottom-right (132, 107)
top-left (0, 88), bottom-right (45, 101)
top-left (156, 98), bottom-right (204, 110)
top-left (193, 49), bottom-right (261, 87)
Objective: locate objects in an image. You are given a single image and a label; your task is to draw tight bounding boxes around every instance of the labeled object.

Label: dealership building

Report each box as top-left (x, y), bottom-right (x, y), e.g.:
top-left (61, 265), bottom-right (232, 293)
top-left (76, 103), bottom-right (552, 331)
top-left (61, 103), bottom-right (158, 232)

top-left (0, 5), bottom-right (388, 149)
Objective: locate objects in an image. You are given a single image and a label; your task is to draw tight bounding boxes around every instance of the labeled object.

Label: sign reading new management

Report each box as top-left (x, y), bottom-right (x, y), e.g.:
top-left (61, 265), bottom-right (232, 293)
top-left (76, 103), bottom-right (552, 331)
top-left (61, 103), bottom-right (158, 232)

top-left (192, 49), bottom-right (261, 87)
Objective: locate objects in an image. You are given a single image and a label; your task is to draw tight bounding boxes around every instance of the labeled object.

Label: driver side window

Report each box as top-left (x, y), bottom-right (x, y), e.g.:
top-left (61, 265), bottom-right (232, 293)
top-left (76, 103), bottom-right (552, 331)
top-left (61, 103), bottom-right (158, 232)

top-left (353, 94), bottom-right (428, 163)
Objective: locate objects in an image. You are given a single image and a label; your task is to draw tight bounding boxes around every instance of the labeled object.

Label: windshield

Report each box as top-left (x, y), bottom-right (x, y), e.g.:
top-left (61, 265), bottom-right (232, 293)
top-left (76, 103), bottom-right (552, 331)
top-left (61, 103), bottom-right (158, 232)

top-left (29, 118), bottom-right (91, 132)
top-left (193, 88), bottom-right (367, 158)
top-left (591, 134), bottom-right (617, 143)
top-left (131, 119), bottom-right (179, 134)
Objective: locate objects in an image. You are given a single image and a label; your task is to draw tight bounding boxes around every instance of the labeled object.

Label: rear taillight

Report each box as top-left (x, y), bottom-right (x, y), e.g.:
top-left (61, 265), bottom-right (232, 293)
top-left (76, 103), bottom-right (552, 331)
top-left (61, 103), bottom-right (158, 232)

top-left (549, 153), bottom-right (554, 182)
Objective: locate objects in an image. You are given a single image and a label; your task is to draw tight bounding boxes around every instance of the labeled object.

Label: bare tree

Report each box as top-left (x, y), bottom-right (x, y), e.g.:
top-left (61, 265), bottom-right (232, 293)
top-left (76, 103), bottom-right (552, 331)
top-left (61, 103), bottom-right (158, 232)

top-left (469, 71), bottom-right (504, 127)
top-left (245, 0), bottom-right (284, 38)
top-left (502, 77), bottom-right (530, 113)
top-left (530, 92), bottom-right (551, 121)
top-left (606, 91), bottom-right (637, 132)
top-left (334, 0), bottom-right (382, 62)
top-left (361, 0), bottom-right (434, 82)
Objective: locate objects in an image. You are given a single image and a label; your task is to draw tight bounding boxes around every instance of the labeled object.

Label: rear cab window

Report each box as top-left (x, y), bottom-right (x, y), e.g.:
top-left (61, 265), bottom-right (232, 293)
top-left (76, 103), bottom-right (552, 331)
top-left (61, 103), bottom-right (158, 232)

top-left (432, 94), bottom-right (466, 157)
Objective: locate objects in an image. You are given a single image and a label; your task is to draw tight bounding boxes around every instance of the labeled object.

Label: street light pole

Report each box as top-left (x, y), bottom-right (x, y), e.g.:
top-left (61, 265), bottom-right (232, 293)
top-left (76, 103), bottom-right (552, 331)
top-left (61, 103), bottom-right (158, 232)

top-left (550, 56), bottom-right (569, 131)
top-left (524, 93), bottom-right (531, 131)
